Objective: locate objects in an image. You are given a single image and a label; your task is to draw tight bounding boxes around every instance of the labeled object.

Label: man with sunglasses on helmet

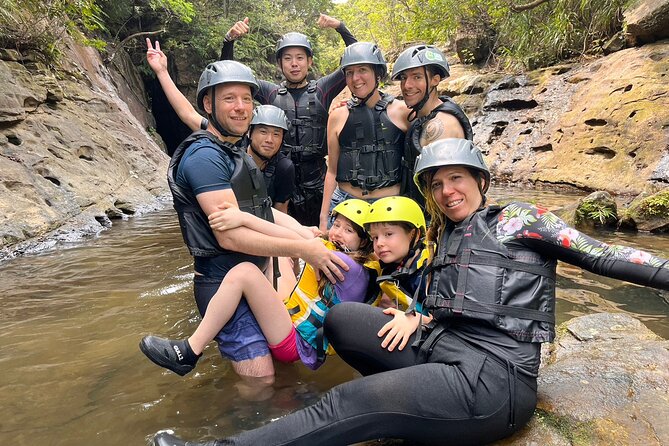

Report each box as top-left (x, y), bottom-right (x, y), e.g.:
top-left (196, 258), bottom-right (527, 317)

top-left (390, 45), bottom-right (474, 206)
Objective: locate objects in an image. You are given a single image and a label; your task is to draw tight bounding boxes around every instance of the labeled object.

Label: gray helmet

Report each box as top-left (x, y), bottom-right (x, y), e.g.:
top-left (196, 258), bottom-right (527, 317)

top-left (340, 42), bottom-right (387, 79)
top-left (275, 32), bottom-right (313, 59)
top-left (391, 45), bottom-right (450, 81)
top-left (413, 138), bottom-right (490, 195)
top-left (250, 105), bottom-right (289, 131)
top-left (196, 60), bottom-right (259, 113)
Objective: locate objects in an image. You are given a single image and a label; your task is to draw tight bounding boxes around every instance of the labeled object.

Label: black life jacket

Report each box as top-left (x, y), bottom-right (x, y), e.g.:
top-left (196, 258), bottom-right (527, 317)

top-left (168, 131), bottom-right (274, 257)
top-left (401, 97), bottom-right (474, 206)
top-left (423, 206), bottom-right (557, 343)
top-left (335, 92), bottom-right (405, 194)
top-left (273, 80), bottom-right (327, 189)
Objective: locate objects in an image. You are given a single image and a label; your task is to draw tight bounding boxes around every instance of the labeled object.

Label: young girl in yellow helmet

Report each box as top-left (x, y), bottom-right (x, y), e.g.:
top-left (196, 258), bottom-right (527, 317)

top-left (140, 199), bottom-right (375, 373)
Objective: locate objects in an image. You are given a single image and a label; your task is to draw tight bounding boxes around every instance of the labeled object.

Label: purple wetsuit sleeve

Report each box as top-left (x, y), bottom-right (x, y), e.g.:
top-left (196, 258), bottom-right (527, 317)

top-left (333, 252), bottom-right (370, 302)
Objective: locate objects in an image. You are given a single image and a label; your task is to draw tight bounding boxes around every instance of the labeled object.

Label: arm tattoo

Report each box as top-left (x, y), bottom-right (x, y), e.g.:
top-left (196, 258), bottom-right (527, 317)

top-left (419, 118), bottom-right (446, 147)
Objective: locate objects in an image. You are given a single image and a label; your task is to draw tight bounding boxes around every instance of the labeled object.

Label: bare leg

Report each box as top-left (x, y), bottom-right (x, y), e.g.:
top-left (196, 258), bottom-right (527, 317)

top-left (189, 260), bottom-right (297, 352)
top-left (140, 260), bottom-right (298, 379)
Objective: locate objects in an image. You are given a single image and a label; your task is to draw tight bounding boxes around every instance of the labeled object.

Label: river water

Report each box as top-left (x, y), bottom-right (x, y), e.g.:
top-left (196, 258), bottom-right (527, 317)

top-left (1, 187), bottom-right (667, 445)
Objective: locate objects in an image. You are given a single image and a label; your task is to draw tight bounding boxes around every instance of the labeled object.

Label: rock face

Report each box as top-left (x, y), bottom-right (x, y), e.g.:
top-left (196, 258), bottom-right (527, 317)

top-left (0, 38), bottom-right (169, 259)
top-left (443, 41), bottom-right (669, 197)
top-left (499, 313), bottom-right (669, 445)
top-left (624, 0), bottom-right (669, 45)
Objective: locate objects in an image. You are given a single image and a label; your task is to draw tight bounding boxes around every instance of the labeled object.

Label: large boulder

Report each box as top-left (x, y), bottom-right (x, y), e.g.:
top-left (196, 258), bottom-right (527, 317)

top-left (518, 313), bottom-right (669, 445)
top-left (0, 37), bottom-right (169, 259)
top-left (619, 189), bottom-right (669, 232)
top-left (555, 190), bottom-right (618, 229)
top-left (624, 0), bottom-right (669, 45)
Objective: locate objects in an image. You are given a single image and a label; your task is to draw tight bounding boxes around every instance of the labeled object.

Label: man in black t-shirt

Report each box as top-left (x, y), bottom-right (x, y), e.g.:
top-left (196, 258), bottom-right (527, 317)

top-left (245, 105), bottom-right (295, 213)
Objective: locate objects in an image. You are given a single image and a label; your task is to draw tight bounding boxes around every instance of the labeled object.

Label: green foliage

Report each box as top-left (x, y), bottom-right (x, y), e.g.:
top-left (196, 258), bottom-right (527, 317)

top-left (332, 0), bottom-right (629, 69)
top-left (636, 190), bottom-right (669, 218)
top-left (575, 199), bottom-right (617, 226)
top-left (0, 0), bottom-right (106, 62)
top-left (149, 0), bottom-right (195, 23)
top-left (0, 0), bottom-right (632, 74)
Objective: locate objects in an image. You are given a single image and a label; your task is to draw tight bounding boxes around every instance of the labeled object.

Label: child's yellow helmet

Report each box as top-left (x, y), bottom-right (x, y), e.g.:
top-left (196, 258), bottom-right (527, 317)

top-left (365, 196), bottom-right (426, 233)
top-left (331, 199), bottom-right (371, 230)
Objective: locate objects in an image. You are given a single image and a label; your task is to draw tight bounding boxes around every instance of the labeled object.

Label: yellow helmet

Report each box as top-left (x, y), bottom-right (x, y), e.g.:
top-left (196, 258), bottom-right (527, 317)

top-left (365, 196), bottom-right (426, 233)
top-left (331, 199), bottom-right (371, 230)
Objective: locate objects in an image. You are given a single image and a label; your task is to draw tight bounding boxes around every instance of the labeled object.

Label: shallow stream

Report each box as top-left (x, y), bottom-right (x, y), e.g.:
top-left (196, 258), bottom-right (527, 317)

top-left (1, 186), bottom-right (667, 445)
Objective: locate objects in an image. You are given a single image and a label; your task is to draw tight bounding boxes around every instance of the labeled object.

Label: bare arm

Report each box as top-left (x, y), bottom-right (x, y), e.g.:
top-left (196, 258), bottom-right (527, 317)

top-left (319, 107), bottom-right (346, 232)
top-left (418, 113), bottom-right (465, 147)
top-left (198, 190), bottom-right (348, 282)
top-left (146, 39), bottom-right (204, 132)
top-left (271, 208), bottom-right (315, 239)
top-left (208, 201), bottom-right (305, 240)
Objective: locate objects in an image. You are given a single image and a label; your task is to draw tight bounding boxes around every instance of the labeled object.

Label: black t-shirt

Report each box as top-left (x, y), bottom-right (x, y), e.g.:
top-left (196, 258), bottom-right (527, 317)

top-left (265, 151), bottom-right (295, 204)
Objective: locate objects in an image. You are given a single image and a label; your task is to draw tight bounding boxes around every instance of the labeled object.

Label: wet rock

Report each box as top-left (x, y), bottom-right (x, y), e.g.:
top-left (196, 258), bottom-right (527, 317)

top-left (602, 32), bottom-right (627, 55)
top-left (555, 191), bottom-right (618, 229)
top-left (530, 313), bottom-right (669, 445)
top-left (619, 189), bottom-right (669, 232)
top-left (0, 36), bottom-right (169, 260)
top-left (624, 0), bottom-right (669, 45)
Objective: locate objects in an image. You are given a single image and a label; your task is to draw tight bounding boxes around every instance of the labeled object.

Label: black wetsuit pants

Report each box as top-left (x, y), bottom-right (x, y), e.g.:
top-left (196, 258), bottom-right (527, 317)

top-left (217, 303), bottom-right (537, 446)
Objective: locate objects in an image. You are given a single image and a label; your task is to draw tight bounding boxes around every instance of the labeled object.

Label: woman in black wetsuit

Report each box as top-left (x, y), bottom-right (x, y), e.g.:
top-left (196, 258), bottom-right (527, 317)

top-left (153, 138), bottom-right (669, 446)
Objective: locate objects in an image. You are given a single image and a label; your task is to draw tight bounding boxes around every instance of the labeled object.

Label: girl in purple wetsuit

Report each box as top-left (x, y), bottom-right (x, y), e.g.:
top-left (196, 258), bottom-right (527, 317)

top-left (139, 199), bottom-right (375, 374)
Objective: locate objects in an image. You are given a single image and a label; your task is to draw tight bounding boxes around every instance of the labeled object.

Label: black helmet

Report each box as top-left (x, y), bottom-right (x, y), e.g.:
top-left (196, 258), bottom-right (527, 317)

top-left (413, 138), bottom-right (490, 195)
top-left (250, 105), bottom-right (289, 131)
top-left (391, 45), bottom-right (450, 80)
top-left (340, 42), bottom-right (387, 79)
top-left (275, 32), bottom-right (313, 59)
top-left (196, 61), bottom-right (258, 113)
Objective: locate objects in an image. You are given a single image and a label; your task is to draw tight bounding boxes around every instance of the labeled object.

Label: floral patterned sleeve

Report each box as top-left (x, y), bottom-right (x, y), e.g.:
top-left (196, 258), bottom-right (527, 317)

top-left (496, 202), bottom-right (669, 291)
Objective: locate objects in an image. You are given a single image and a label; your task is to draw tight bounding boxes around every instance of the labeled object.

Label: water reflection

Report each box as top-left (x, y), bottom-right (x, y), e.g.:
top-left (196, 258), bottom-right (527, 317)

top-left (0, 187), bottom-right (667, 445)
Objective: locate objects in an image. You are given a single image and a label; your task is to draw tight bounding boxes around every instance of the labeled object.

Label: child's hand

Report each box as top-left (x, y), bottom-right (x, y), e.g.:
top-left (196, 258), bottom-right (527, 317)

top-left (377, 308), bottom-right (419, 351)
top-left (208, 202), bottom-right (246, 232)
top-left (307, 226), bottom-right (323, 238)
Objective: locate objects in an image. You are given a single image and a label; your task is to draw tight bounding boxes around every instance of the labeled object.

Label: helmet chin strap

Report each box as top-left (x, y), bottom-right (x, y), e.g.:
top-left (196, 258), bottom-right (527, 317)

top-left (407, 67), bottom-right (436, 122)
top-left (209, 87), bottom-right (244, 138)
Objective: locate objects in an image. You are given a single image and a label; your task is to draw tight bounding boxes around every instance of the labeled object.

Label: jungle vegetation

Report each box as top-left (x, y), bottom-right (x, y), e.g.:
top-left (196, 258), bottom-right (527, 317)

top-left (0, 0), bottom-right (633, 77)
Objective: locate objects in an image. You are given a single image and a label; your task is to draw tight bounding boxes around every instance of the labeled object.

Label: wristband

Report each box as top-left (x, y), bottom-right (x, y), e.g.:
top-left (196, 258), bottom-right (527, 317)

top-left (200, 117), bottom-right (209, 130)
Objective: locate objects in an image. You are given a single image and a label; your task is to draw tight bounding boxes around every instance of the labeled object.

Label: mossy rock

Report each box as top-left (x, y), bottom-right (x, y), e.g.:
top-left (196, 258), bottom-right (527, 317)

top-left (555, 191), bottom-right (618, 230)
top-left (619, 189), bottom-right (669, 232)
